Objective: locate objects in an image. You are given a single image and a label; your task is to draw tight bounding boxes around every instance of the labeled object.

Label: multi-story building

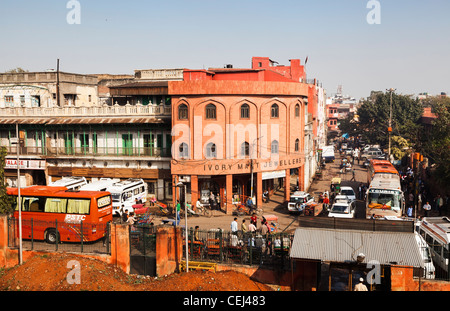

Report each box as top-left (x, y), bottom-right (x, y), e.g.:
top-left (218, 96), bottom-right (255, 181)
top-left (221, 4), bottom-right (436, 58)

top-left (169, 57), bottom-right (319, 214)
top-left (0, 70), bottom-right (173, 201)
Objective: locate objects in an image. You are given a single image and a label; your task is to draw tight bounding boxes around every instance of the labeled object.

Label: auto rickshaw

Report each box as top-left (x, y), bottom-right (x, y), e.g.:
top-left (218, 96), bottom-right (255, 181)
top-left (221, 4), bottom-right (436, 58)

top-left (262, 215), bottom-right (279, 233)
top-left (331, 177), bottom-right (341, 194)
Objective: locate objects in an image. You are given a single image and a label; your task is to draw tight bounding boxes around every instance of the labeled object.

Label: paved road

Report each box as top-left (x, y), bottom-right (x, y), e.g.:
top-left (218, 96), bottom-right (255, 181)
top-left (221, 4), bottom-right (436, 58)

top-left (142, 152), bottom-right (369, 233)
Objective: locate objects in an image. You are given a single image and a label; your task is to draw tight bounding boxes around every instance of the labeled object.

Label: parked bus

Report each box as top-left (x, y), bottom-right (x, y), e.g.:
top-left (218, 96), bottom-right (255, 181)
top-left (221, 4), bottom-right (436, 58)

top-left (366, 173), bottom-right (404, 219)
top-left (7, 186), bottom-right (112, 244)
top-left (106, 178), bottom-right (148, 216)
top-left (366, 159), bottom-right (399, 184)
top-left (80, 178), bottom-right (120, 192)
top-left (48, 176), bottom-right (87, 191)
top-left (416, 217), bottom-right (450, 278)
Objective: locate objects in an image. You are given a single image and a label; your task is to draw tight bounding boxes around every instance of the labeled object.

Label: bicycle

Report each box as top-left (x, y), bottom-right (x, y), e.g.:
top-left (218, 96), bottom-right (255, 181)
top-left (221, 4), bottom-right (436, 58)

top-left (234, 203), bottom-right (263, 216)
top-left (195, 203), bottom-right (212, 218)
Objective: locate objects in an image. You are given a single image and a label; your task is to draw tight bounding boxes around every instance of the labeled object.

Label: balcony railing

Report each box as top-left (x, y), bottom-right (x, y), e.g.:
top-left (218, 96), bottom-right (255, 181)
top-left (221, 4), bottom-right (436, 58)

top-left (0, 104), bottom-right (171, 118)
top-left (4, 145), bottom-right (172, 158)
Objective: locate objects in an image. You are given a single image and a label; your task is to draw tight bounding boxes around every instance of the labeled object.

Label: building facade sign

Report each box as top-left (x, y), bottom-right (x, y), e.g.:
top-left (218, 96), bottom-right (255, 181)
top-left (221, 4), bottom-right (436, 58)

top-left (5, 159), bottom-right (46, 170)
top-left (135, 69), bottom-right (184, 81)
top-left (172, 156), bottom-right (304, 176)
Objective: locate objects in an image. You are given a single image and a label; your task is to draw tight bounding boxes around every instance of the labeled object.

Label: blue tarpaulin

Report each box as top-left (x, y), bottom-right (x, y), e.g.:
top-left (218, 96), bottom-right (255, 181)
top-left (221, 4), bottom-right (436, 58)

top-left (342, 133), bottom-right (349, 139)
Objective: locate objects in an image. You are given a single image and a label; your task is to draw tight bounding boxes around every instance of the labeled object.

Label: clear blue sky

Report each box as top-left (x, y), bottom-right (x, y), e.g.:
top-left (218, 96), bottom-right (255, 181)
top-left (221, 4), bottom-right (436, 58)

top-left (1, 0), bottom-right (449, 99)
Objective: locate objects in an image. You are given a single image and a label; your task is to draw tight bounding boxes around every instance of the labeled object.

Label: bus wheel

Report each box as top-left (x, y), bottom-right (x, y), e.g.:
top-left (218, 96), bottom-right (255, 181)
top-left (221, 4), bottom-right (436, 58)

top-left (45, 229), bottom-right (59, 244)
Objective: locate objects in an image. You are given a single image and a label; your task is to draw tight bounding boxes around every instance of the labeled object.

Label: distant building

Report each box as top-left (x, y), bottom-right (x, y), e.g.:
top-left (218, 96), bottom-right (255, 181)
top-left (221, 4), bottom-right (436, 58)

top-left (0, 70), bottom-right (172, 201)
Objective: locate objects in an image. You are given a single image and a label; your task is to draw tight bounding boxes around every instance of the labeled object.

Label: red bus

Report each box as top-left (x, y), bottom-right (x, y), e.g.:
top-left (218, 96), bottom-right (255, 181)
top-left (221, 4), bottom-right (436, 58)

top-left (366, 159), bottom-right (399, 184)
top-left (7, 186), bottom-right (113, 244)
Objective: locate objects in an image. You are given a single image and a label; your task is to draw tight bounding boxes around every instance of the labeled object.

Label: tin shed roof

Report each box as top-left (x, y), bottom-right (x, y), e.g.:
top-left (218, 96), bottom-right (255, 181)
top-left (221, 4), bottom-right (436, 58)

top-left (290, 227), bottom-right (424, 268)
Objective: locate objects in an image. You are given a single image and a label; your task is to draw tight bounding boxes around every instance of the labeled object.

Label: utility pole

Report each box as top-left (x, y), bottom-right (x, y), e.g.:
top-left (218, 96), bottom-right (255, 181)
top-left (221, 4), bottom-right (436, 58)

top-left (56, 59), bottom-right (60, 107)
top-left (386, 88), bottom-right (396, 162)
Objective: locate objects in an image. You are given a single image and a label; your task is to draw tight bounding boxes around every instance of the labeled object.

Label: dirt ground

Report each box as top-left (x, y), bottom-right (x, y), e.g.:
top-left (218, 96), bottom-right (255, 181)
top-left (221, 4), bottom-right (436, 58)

top-left (0, 252), bottom-right (273, 291)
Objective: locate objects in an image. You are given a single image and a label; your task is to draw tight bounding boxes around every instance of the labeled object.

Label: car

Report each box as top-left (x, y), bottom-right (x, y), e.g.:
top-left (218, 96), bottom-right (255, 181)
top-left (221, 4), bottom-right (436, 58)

top-left (362, 149), bottom-right (385, 159)
top-left (340, 186), bottom-right (356, 201)
top-left (328, 201), bottom-right (356, 218)
top-left (287, 191), bottom-right (315, 213)
top-left (344, 148), bottom-right (353, 155)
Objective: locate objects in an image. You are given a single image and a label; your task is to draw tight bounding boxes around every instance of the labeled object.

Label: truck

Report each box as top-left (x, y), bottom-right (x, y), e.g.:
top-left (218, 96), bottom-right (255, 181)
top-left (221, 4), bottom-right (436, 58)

top-left (322, 145), bottom-right (335, 163)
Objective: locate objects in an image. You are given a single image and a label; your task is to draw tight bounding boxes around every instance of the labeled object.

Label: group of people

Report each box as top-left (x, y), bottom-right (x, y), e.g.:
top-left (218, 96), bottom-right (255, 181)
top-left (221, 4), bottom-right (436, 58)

top-left (231, 213), bottom-right (272, 237)
top-left (400, 167), bottom-right (449, 218)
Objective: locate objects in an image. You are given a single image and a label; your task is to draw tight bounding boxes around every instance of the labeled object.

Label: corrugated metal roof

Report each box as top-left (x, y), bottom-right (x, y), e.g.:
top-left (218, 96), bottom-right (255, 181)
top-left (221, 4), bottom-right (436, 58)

top-left (290, 227), bottom-right (424, 268)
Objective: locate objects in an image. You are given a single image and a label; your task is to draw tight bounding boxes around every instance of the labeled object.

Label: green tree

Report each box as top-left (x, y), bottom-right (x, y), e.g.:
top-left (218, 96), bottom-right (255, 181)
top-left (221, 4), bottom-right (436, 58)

top-left (0, 147), bottom-right (15, 214)
top-left (357, 91), bottom-right (423, 150)
top-left (421, 97), bottom-right (450, 189)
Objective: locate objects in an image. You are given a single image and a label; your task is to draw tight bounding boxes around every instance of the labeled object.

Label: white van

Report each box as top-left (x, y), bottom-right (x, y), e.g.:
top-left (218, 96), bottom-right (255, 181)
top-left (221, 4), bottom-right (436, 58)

top-left (415, 232), bottom-right (436, 279)
top-left (48, 176), bottom-right (87, 191)
top-left (287, 191), bottom-right (314, 213)
top-left (79, 178), bottom-right (120, 192)
top-left (107, 178), bottom-right (148, 216)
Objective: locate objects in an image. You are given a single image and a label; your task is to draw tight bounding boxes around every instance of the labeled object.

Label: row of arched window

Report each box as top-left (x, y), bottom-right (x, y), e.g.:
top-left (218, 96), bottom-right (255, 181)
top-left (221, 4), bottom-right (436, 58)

top-left (177, 139), bottom-right (301, 159)
top-left (177, 103), bottom-right (301, 120)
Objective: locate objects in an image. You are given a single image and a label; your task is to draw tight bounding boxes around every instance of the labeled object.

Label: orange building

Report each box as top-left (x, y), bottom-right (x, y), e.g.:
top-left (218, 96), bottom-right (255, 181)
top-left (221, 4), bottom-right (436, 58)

top-left (169, 57), bottom-right (312, 214)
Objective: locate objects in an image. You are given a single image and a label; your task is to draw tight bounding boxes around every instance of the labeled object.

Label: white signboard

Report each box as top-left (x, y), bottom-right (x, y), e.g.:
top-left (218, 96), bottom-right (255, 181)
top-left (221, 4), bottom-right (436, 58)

top-left (262, 170), bottom-right (286, 180)
top-left (5, 159), bottom-right (46, 170)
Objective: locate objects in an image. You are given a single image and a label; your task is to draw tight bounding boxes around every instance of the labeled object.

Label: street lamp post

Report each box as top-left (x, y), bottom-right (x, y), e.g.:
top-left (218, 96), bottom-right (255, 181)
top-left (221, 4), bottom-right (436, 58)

top-left (177, 181), bottom-right (188, 272)
top-left (14, 123), bottom-right (23, 265)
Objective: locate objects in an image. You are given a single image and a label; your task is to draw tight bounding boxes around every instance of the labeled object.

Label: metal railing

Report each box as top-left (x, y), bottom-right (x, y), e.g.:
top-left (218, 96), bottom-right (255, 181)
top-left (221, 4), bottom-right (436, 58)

top-left (4, 145), bottom-right (172, 158)
top-left (182, 227), bottom-right (293, 269)
top-left (0, 104), bottom-right (171, 118)
top-left (7, 217), bottom-right (111, 255)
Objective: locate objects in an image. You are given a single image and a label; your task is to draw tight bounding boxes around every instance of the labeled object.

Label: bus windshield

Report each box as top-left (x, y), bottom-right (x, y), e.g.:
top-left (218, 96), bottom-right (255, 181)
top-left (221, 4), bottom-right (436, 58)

top-left (367, 189), bottom-right (401, 210)
top-left (111, 193), bottom-right (121, 202)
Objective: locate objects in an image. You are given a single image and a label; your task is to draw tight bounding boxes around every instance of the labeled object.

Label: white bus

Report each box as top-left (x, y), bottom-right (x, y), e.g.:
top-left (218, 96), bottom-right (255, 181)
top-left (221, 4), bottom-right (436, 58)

top-left (417, 217), bottom-right (450, 278)
top-left (48, 176), bottom-right (87, 191)
top-left (366, 173), bottom-right (404, 219)
top-left (107, 178), bottom-right (148, 216)
top-left (414, 231), bottom-right (436, 279)
top-left (79, 178), bottom-right (120, 192)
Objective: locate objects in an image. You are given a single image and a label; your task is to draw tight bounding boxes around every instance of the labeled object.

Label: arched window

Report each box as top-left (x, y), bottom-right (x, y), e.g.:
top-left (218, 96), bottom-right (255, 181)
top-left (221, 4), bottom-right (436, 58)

top-left (295, 138), bottom-right (300, 152)
top-left (271, 104), bottom-right (279, 118)
top-left (179, 142), bottom-right (189, 159)
top-left (205, 104), bottom-right (216, 119)
top-left (240, 103), bottom-right (250, 119)
top-left (271, 140), bottom-right (279, 154)
top-left (295, 104), bottom-right (300, 117)
top-left (205, 142), bottom-right (217, 159)
top-left (241, 141), bottom-right (250, 157)
top-left (178, 104), bottom-right (188, 120)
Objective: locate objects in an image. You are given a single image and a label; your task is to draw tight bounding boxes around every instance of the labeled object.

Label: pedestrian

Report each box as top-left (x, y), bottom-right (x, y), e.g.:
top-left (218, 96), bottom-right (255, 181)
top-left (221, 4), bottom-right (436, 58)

top-left (423, 201), bottom-right (431, 217)
top-left (351, 169), bottom-right (356, 181)
top-left (248, 221), bottom-right (257, 232)
top-left (407, 206), bottom-right (413, 218)
top-left (241, 219), bottom-right (248, 233)
top-left (121, 209), bottom-right (129, 223)
top-left (231, 217), bottom-right (238, 235)
top-left (176, 200), bottom-right (181, 224)
top-left (194, 225), bottom-right (200, 241)
top-left (409, 193), bottom-right (414, 208)
top-left (250, 212), bottom-right (257, 227)
top-left (437, 194), bottom-right (444, 216)
top-left (354, 278), bottom-right (368, 291)
top-left (323, 195), bottom-right (330, 211)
